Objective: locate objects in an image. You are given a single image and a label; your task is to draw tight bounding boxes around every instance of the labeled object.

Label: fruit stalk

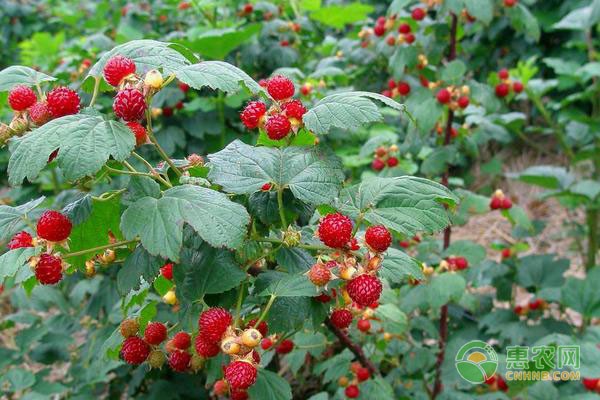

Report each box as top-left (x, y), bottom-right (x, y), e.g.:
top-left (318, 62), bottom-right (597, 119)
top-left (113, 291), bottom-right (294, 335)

top-left (324, 317), bottom-right (378, 376)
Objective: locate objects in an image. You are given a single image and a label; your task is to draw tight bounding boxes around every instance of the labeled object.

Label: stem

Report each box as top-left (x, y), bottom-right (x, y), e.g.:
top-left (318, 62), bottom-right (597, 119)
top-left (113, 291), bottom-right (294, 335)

top-left (234, 281), bottom-right (245, 328)
top-left (35, 83), bottom-right (44, 99)
top-left (324, 318), bottom-right (379, 376)
top-left (161, 73), bottom-right (176, 89)
top-left (89, 77), bottom-right (100, 107)
top-left (145, 107), bottom-right (182, 177)
top-left (105, 165), bottom-right (156, 178)
top-left (131, 151), bottom-right (173, 188)
top-left (50, 168), bottom-right (60, 195)
top-left (277, 187), bottom-right (288, 227)
top-left (63, 239), bottom-right (138, 258)
top-left (351, 213), bottom-right (364, 236)
top-left (255, 294), bottom-right (276, 326)
top-left (254, 237), bottom-right (330, 252)
top-left (587, 208), bottom-right (599, 269)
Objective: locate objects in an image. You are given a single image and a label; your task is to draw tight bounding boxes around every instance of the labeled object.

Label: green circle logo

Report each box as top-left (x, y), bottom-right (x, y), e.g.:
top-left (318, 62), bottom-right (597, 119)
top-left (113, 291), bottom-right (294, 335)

top-left (455, 340), bottom-right (498, 384)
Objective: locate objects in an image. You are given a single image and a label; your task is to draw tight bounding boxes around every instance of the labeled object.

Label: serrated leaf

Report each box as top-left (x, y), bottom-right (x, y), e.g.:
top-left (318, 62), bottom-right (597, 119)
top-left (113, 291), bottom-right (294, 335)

top-left (0, 197), bottom-right (44, 242)
top-left (256, 271), bottom-right (315, 297)
top-left (508, 165), bottom-right (574, 190)
top-left (427, 273), bottom-right (466, 308)
top-left (248, 369), bottom-right (292, 400)
top-left (389, 46), bottom-right (418, 79)
top-left (267, 297), bottom-right (311, 332)
top-left (0, 66), bottom-right (56, 91)
top-left (441, 60), bottom-right (467, 83)
top-left (8, 109), bottom-right (135, 185)
top-left (117, 246), bottom-right (163, 295)
top-left (183, 25), bottom-right (261, 60)
top-left (175, 61), bottom-right (263, 95)
top-left (517, 254), bottom-right (568, 289)
top-left (310, 3), bottom-right (374, 29)
top-left (464, 0), bottom-right (493, 24)
top-left (380, 247), bottom-right (423, 282)
top-left (0, 247), bottom-right (41, 281)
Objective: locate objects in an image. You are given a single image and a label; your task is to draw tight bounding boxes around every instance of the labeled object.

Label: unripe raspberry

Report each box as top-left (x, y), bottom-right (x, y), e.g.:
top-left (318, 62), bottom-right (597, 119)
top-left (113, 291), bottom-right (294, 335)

top-left (241, 328), bottom-right (263, 348)
top-left (29, 102), bottom-right (52, 126)
top-left (267, 75), bottom-right (295, 100)
top-left (35, 254), bottom-right (63, 285)
top-left (495, 83), bottom-right (510, 98)
top-left (169, 350), bottom-right (191, 372)
top-left (126, 122), bottom-right (147, 147)
top-left (148, 350), bottom-right (166, 369)
top-left (318, 213), bottom-right (353, 249)
top-left (198, 307), bottom-right (232, 342)
top-left (9, 85), bottom-right (37, 111)
top-left (261, 338), bottom-right (273, 350)
top-left (225, 361), bottom-right (258, 390)
top-left (397, 82), bottom-right (410, 96)
top-left (345, 385), bottom-right (360, 398)
top-left (386, 157), bottom-right (398, 168)
top-left (246, 319), bottom-right (269, 337)
top-left (144, 69), bottom-right (163, 89)
top-left (163, 290), bottom-right (177, 305)
top-left (365, 225), bottom-right (392, 252)
top-left (436, 89), bottom-right (451, 104)
top-left (458, 96), bottom-right (470, 109)
top-left (103, 55), bottom-right (136, 86)
top-left (7, 231), bottom-right (33, 249)
top-left (37, 210), bottom-right (72, 242)
top-left (231, 390), bottom-right (249, 400)
top-left (398, 23), bottom-right (411, 34)
top-left (276, 339), bottom-right (294, 354)
top-left (347, 274), bottom-right (382, 307)
top-left (330, 309), bottom-right (353, 329)
top-left (301, 83), bottom-right (312, 96)
top-left (265, 114), bottom-right (291, 140)
top-left (173, 332), bottom-right (191, 350)
top-left (357, 319), bottom-right (371, 332)
top-left (144, 322), bottom-right (167, 345)
top-left (356, 367), bottom-right (370, 382)
top-left (194, 335), bottom-right (220, 358)
top-left (308, 263), bottom-right (332, 286)
top-left (338, 376), bottom-right (349, 387)
top-left (160, 262), bottom-right (173, 280)
top-left (386, 35), bottom-right (396, 46)
top-left (411, 7), bottom-right (426, 20)
top-left (372, 158), bottom-right (385, 171)
top-left (120, 319), bottom-right (140, 338)
top-left (121, 336), bottom-right (150, 365)
top-left (281, 99), bottom-right (307, 120)
top-left (240, 101), bottom-right (267, 129)
top-left (221, 337), bottom-right (241, 354)
top-left (113, 88), bottom-right (147, 121)
top-left (513, 81), bottom-right (524, 93)
top-left (213, 379), bottom-right (229, 396)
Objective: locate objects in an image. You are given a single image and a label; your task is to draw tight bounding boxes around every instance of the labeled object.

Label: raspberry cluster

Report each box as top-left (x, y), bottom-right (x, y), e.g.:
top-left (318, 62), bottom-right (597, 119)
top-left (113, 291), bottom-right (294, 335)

top-left (489, 189), bottom-right (513, 210)
top-left (361, 15), bottom-right (416, 48)
top-left (371, 144), bottom-right (400, 171)
top-left (484, 375), bottom-right (509, 392)
top-left (495, 68), bottom-right (524, 98)
top-left (436, 85), bottom-right (471, 110)
top-left (514, 298), bottom-right (546, 316)
top-left (381, 79), bottom-right (411, 98)
top-left (338, 362), bottom-right (372, 398)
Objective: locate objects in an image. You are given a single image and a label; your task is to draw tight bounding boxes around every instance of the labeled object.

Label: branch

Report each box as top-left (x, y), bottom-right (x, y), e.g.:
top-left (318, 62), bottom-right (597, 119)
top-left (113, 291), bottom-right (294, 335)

top-left (324, 318), bottom-right (379, 376)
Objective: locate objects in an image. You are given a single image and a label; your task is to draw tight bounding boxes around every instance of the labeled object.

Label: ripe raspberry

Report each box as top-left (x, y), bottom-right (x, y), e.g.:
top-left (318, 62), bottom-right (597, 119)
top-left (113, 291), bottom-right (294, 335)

top-left (281, 99), bottom-right (307, 120)
top-left (357, 319), bottom-right (371, 332)
top-left (7, 231), bottom-right (33, 249)
top-left (37, 210), bottom-right (72, 242)
top-left (176, 101), bottom-right (183, 109)
top-left (374, 25), bottom-right (385, 37)
top-left (498, 68), bottom-right (509, 80)
top-left (529, 298), bottom-right (543, 310)
top-left (213, 379), bottom-right (229, 396)
top-left (399, 23), bottom-right (411, 34)
top-left (308, 263), bottom-right (332, 286)
top-left (405, 33), bottom-right (415, 44)
top-left (346, 274), bottom-right (382, 307)
top-left (504, 0), bottom-right (517, 7)
top-left (513, 305), bottom-right (524, 315)
top-left (376, 16), bottom-right (385, 26)
top-left (495, 83), bottom-right (510, 98)
top-left (35, 254), bottom-right (63, 285)
top-left (126, 122), bottom-right (147, 147)
top-left (365, 225), bottom-right (392, 252)
top-left (386, 36), bottom-right (396, 46)
top-left (387, 79), bottom-right (396, 89)
top-left (246, 319), bottom-right (268, 337)
top-left (502, 248), bottom-right (512, 259)
top-left (47, 87), bottom-right (80, 117)
top-left (144, 322), bottom-right (167, 345)
top-left (160, 263), bottom-right (173, 280)
top-left (436, 89), bottom-right (451, 104)
top-left (163, 106), bottom-right (173, 117)
top-left (356, 367), bottom-right (370, 382)
top-left (243, 3), bottom-right (253, 13)
top-left (121, 336), bottom-right (150, 365)
top-left (458, 96), bottom-right (470, 109)
top-left (8, 85), bottom-right (37, 111)
top-left (349, 239), bottom-right (360, 251)
top-left (330, 309), bottom-right (353, 329)
top-left (345, 385), bottom-right (360, 398)
top-left (386, 157), bottom-right (398, 168)
top-left (251, 350), bottom-right (261, 364)
top-left (382, 89), bottom-right (392, 98)
top-left (583, 378), bottom-right (599, 391)
top-left (148, 349), bottom-right (166, 369)
top-left (169, 350), bottom-right (191, 372)
top-left (29, 102), bottom-right (52, 126)
top-left (497, 376), bottom-right (508, 391)
top-left (276, 339), bottom-right (294, 354)
top-left (194, 335), bottom-right (220, 358)
top-left (261, 183), bottom-right (272, 191)
top-left (397, 82), bottom-right (410, 96)
top-left (173, 332), bottom-right (191, 350)
top-left (513, 81), bottom-right (524, 93)
top-left (490, 196), bottom-right (502, 210)
top-left (318, 213), bottom-right (353, 249)
top-left (454, 257), bottom-right (468, 270)
top-left (48, 149), bottom-right (59, 163)
top-left (198, 308), bottom-right (232, 342)
top-left (225, 361), bottom-right (258, 390)
top-left (231, 390), bottom-right (249, 400)
top-left (372, 158), bottom-right (385, 171)
top-left (240, 101), bottom-right (267, 129)
top-left (261, 338), bottom-right (273, 350)
top-left (178, 82), bottom-right (190, 93)
top-left (120, 319), bottom-right (140, 338)
top-left (103, 55), bottom-right (136, 87)
top-left (265, 114), bottom-right (291, 140)
top-left (258, 79), bottom-right (268, 88)
top-left (411, 7), bottom-right (426, 20)
top-left (113, 88), bottom-right (147, 121)
top-left (501, 197), bottom-right (512, 209)
top-left (267, 75), bottom-right (295, 100)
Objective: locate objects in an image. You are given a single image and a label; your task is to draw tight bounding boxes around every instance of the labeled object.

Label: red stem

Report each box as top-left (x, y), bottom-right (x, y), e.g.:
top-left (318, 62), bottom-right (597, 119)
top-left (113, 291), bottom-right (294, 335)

top-left (324, 318), bottom-right (379, 376)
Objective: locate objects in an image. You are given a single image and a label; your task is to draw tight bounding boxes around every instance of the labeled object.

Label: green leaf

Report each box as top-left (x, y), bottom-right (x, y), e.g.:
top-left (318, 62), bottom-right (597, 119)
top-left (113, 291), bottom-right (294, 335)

top-left (121, 185), bottom-right (250, 260)
top-left (376, 304), bottom-right (408, 335)
top-left (553, 5), bottom-right (593, 30)
top-left (570, 180), bottom-right (600, 200)
top-left (380, 247), bottom-right (423, 282)
top-left (508, 165), bottom-right (574, 189)
top-left (510, 4), bottom-right (541, 41)
top-left (117, 246), bottom-right (163, 295)
top-left (208, 140), bottom-right (344, 205)
top-left (427, 273), bottom-right (466, 308)
top-left (8, 109), bottom-right (135, 185)
top-left (443, 240), bottom-right (486, 266)
top-left (363, 377), bottom-right (396, 400)
top-left (389, 46), bottom-right (418, 79)
top-left (303, 91), bottom-right (405, 135)
top-left (310, 3), bottom-right (374, 29)
top-left (1, 368), bottom-right (36, 392)
top-left (440, 60), bottom-right (467, 83)
top-left (464, 0), bottom-right (493, 24)
top-left (275, 248), bottom-right (315, 274)
top-left (0, 197), bottom-right (44, 242)
top-left (421, 146), bottom-right (456, 176)
top-left (175, 61), bottom-right (264, 96)
top-left (517, 254), bottom-right (568, 290)
top-left (267, 297), bottom-right (311, 332)
top-left (413, 98), bottom-right (443, 134)
top-left (561, 267), bottom-right (600, 318)
top-left (256, 271), bottom-right (316, 297)
top-left (0, 66), bottom-right (56, 91)
top-left (248, 369), bottom-right (292, 400)
top-left (0, 247), bottom-right (40, 281)
top-left (183, 25), bottom-right (261, 60)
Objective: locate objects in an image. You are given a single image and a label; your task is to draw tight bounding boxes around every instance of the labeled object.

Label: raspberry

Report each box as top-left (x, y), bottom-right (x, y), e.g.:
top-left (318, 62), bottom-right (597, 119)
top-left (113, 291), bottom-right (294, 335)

top-left (398, 23), bottom-right (411, 34)
top-left (126, 122), bottom-right (147, 147)
top-left (411, 7), bottom-right (426, 20)
top-left (178, 2), bottom-right (191, 10)
top-left (121, 336), bottom-right (150, 365)
top-left (265, 114), bottom-right (291, 140)
top-left (160, 263), bottom-right (173, 280)
top-left (498, 68), bottom-right (509, 80)
top-left (8, 85), bottom-right (37, 111)
top-left (231, 390), bottom-right (249, 400)
top-left (47, 87), bottom-right (80, 118)
top-left (35, 254), bottom-right (63, 285)
top-left (513, 81), bottom-right (524, 93)
top-left (497, 376), bottom-right (508, 391)
top-left (281, 99), bottom-right (307, 120)
top-left (458, 96), bottom-right (470, 109)
top-left (267, 75), bottom-right (295, 100)
top-left (374, 25), bottom-right (385, 37)
top-left (397, 82), bottom-right (410, 96)
top-left (120, 319), bottom-right (140, 338)
top-left (194, 335), bottom-right (220, 358)
top-left (240, 101), bottom-right (267, 129)
top-left (356, 367), bottom-right (370, 382)
top-left (504, 0), bottom-right (517, 6)
top-left (490, 196), bottom-right (502, 210)
top-left (453, 257), bottom-right (468, 270)
top-left (258, 79), bottom-right (268, 88)
top-left (502, 248), bottom-right (512, 258)
top-left (176, 101), bottom-right (183, 110)
top-left (583, 378), bottom-right (599, 391)
top-left (7, 231), bottom-right (33, 249)
top-left (436, 89), bottom-right (451, 104)
top-left (246, 319), bottom-right (268, 337)
top-left (213, 380), bottom-right (229, 396)
top-left (276, 339), bottom-right (294, 354)
top-left (529, 298), bottom-right (543, 310)
top-left (243, 3), bottom-right (253, 13)
top-left (251, 350), bottom-right (261, 364)
top-left (372, 158), bottom-right (385, 171)
top-left (225, 361), bottom-right (257, 390)
top-left (37, 210), bottom-right (72, 242)
top-left (382, 90), bottom-right (392, 98)
top-left (148, 349), bottom-right (166, 369)
top-left (48, 149), bottom-right (59, 163)
top-left (261, 338), bottom-right (273, 350)
top-left (405, 33), bottom-right (415, 44)
top-left (113, 88), bottom-right (147, 121)
top-left (169, 350), bottom-right (191, 372)
top-left (144, 322), bottom-right (167, 345)
top-left (261, 183), bottom-right (272, 191)
top-left (501, 197), bottom-right (512, 209)
top-left (178, 82), bottom-right (190, 93)
top-left (345, 385), bottom-right (360, 398)
top-left (387, 79), bottom-right (396, 89)
top-left (163, 106), bottom-right (173, 117)
top-left (198, 308), bottom-right (232, 342)
top-left (349, 239), bottom-right (360, 251)
top-left (318, 213), bottom-right (353, 249)
top-left (376, 16), bottom-right (386, 25)
top-left (346, 274), bottom-right (382, 307)
top-left (495, 83), bottom-right (509, 98)
top-left (365, 225), bottom-right (392, 253)
top-left (357, 319), bottom-right (371, 332)
top-left (330, 309), bottom-right (353, 329)
top-left (173, 332), bottom-right (191, 350)
top-left (308, 263), bottom-right (332, 286)
top-left (386, 157), bottom-right (398, 168)
top-left (29, 102), bottom-right (52, 126)
top-left (103, 55), bottom-right (136, 86)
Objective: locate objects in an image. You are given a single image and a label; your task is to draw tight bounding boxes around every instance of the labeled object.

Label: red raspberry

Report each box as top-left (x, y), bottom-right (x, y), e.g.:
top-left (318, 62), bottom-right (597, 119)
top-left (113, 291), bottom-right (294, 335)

top-left (281, 99), bottom-right (307, 120)
top-left (513, 305), bottom-right (523, 315)
top-left (436, 89), bottom-right (451, 104)
top-left (495, 83), bottom-right (510, 98)
top-left (330, 309), bottom-right (353, 329)
top-left (497, 376), bottom-right (508, 391)
top-left (121, 336), bottom-right (150, 365)
top-left (8, 85), bottom-right (37, 111)
top-left (490, 196), bottom-right (502, 210)
top-left (251, 350), bottom-right (261, 364)
top-left (458, 96), bottom-right (470, 109)
top-left (387, 79), bottom-right (396, 89)
top-left (498, 68), bottom-right (509, 80)
top-left (240, 101), bottom-right (267, 129)
top-left (356, 367), bottom-right (370, 382)
top-left (225, 361), bottom-right (257, 390)
top-left (37, 210), bottom-right (72, 242)
top-left (386, 36), bottom-right (396, 46)
top-left (386, 157), bottom-right (398, 168)
top-left (347, 274), bottom-right (382, 307)
top-left (258, 79), bottom-right (268, 88)
top-left (173, 332), bottom-right (191, 350)
top-left (504, 0), bottom-right (517, 6)
top-left (178, 82), bottom-right (190, 93)
top-left (267, 75), bottom-right (295, 100)
top-left (280, 40), bottom-right (290, 47)
top-left (7, 231), bottom-right (33, 249)
top-left (405, 33), bottom-right (415, 44)
top-left (513, 81), bottom-right (524, 93)
top-left (231, 390), bottom-right (249, 400)
top-left (246, 319), bottom-right (268, 337)
top-left (261, 338), bottom-right (273, 350)
top-left (454, 257), bottom-right (468, 270)
top-left (411, 7), bottom-right (426, 20)
top-left (194, 335), bottom-right (220, 358)
top-left (583, 378), bottom-right (599, 391)
top-left (47, 87), bottom-right (80, 118)
top-left (160, 262), bottom-right (173, 280)
top-left (484, 375), bottom-right (496, 385)
top-left (397, 82), bottom-right (410, 96)
top-left (308, 263), bottom-right (332, 286)
top-left (144, 322), bottom-right (167, 345)
top-left (265, 114), bottom-right (291, 140)
top-left (169, 350), bottom-right (191, 372)
top-left (243, 3), bottom-right (253, 13)
top-left (318, 213), bottom-right (353, 249)
top-left (126, 122), bottom-right (147, 147)
top-left (261, 183), bottom-right (272, 191)
top-left (357, 319), bottom-right (371, 332)
top-left (501, 248), bottom-right (512, 259)
top-left (501, 197), bottom-right (512, 209)
top-left (372, 158), bottom-right (385, 171)
top-left (29, 102), bottom-right (52, 126)
top-left (345, 385), bottom-right (360, 398)
top-left (178, 1), bottom-right (191, 10)
top-left (213, 380), bottom-right (229, 396)
top-left (398, 23), bottom-right (411, 34)
top-left (365, 225), bottom-right (392, 252)
top-left (376, 16), bottom-right (386, 25)
top-left (163, 106), bottom-right (173, 117)
top-left (113, 88), bottom-right (147, 121)
top-left (529, 298), bottom-right (543, 310)
top-left (175, 101), bottom-right (183, 110)
top-left (198, 308), bottom-right (232, 342)
top-left (374, 24), bottom-right (385, 37)
top-left (48, 149), bottom-right (59, 163)
top-left (382, 89), bottom-right (392, 98)
top-left (420, 75), bottom-right (429, 87)
top-left (349, 238), bottom-right (360, 251)
top-left (35, 254), bottom-right (63, 285)
top-left (103, 55), bottom-right (136, 87)
top-left (276, 339), bottom-right (294, 354)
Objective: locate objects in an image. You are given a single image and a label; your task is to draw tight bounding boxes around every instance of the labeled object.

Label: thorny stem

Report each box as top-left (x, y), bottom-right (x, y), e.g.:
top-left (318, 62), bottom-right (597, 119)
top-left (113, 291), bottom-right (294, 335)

top-left (277, 187), bottom-right (288, 227)
top-left (145, 106), bottom-right (182, 177)
top-left (131, 151), bottom-right (172, 188)
top-left (63, 239), bottom-right (138, 259)
top-left (255, 294), bottom-right (276, 326)
top-left (324, 318), bottom-right (379, 376)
